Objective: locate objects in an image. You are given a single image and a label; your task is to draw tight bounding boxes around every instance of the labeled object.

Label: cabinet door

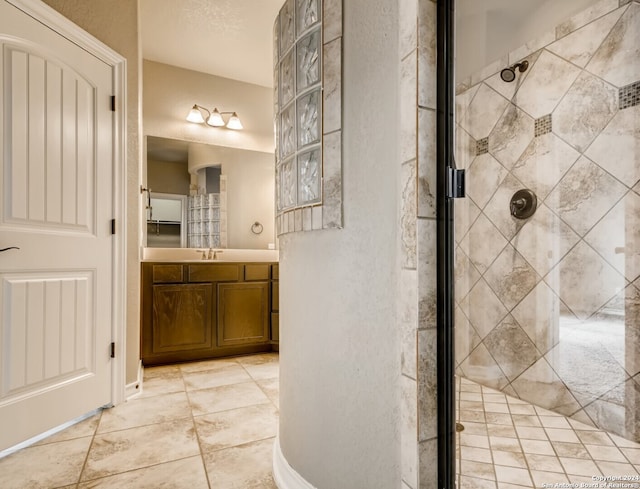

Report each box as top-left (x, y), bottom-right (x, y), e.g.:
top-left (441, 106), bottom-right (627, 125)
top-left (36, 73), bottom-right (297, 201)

top-left (151, 284), bottom-right (213, 354)
top-left (217, 282), bottom-right (269, 347)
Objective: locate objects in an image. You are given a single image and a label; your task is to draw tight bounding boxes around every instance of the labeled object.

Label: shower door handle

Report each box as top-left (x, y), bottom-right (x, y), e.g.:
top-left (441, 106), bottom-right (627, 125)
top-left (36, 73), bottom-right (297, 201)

top-left (446, 167), bottom-right (466, 198)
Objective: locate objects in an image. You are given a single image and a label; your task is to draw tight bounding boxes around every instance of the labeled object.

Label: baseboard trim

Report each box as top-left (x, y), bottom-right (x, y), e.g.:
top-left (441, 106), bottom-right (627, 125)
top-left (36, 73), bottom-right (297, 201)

top-left (125, 360), bottom-right (143, 400)
top-left (273, 436), bottom-right (317, 489)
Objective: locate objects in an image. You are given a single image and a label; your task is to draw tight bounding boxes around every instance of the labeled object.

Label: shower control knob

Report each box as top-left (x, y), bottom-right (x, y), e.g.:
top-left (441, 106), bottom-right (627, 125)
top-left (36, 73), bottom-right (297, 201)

top-left (509, 189), bottom-right (537, 219)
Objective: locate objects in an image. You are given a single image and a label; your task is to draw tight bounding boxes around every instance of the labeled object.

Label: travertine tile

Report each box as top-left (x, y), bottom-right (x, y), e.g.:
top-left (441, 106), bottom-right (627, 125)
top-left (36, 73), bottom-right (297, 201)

top-left (0, 437), bottom-right (91, 489)
top-left (98, 392), bottom-right (191, 433)
top-left (460, 84), bottom-right (510, 141)
top-left (182, 363), bottom-right (253, 391)
top-left (484, 246), bottom-right (539, 311)
top-left (553, 72), bottom-right (618, 153)
top-left (556, 0), bottom-right (619, 38)
top-left (511, 282), bottom-right (561, 356)
top-left (488, 104), bottom-right (535, 170)
top-left (401, 160), bottom-right (417, 269)
top-left (203, 438), bottom-right (276, 489)
top-left (194, 404), bottom-right (278, 452)
top-left (466, 153), bottom-right (508, 209)
top-left (559, 456), bottom-right (602, 476)
top-left (82, 418), bottom-right (199, 481)
top-left (494, 465), bottom-right (533, 486)
top-left (401, 375), bottom-right (418, 486)
top-left (418, 328), bottom-right (437, 441)
top-left (460, 214), bottom-right (508, 275)
top-left (187, 382), bottom-right (270, 417)
top-left (515, 50), bottom-right (581, 118)
top-left (586, 3), bottom-right (640, 87)
top-left (548, 7), bottom-right (626, 68)
top-left (78, 456), bottom-right (209, 489)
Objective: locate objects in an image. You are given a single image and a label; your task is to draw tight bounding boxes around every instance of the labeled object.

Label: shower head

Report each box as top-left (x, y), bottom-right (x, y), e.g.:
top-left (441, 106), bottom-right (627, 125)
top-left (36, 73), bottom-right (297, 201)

top-left (500, 60), bottom-right (529, 83)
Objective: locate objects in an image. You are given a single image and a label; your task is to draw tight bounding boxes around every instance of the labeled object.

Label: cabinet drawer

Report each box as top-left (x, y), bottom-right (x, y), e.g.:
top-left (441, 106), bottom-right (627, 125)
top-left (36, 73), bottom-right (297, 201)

top-left (272, 264), bottom-right (279, 280)
top-left (188, 264), bottom-right (239, 282)
top-left (152, 265), bottom-right (183, 283)
top-left (245, 264), bottom-right (270, 281)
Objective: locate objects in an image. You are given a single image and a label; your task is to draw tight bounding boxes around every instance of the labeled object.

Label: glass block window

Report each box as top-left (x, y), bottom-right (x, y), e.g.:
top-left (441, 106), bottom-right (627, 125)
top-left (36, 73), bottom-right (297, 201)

top-left (274, 0), bottom-right (343, 233)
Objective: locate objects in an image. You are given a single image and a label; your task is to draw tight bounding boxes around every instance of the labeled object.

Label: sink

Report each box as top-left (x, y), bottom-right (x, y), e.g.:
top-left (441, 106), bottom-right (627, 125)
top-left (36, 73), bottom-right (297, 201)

top-left (142, 247), bottom-right (279, 263)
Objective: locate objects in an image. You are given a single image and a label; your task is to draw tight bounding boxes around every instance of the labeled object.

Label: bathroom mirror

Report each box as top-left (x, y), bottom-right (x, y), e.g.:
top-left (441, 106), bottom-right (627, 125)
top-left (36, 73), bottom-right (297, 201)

top-left (145, 135), bottom-right (276, 250)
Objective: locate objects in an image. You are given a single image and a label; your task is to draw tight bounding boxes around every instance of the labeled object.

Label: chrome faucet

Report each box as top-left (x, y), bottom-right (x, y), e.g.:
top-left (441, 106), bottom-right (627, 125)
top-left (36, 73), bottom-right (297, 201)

top-left (207, 248), bottom-right (214, 260)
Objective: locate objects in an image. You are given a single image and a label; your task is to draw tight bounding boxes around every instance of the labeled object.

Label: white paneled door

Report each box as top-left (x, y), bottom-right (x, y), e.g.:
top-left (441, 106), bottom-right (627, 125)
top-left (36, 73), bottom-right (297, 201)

top-left (0, 1), bottom-right (115, 450)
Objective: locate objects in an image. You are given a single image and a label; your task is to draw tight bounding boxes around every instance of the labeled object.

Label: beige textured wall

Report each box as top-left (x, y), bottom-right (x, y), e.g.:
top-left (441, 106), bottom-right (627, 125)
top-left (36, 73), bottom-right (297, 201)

top-left (42, 0), bottom-right (142, 384)
top-left (147, 159), bottom-right (190, 195)
top-left (143, 60), bottom-right (274, 154)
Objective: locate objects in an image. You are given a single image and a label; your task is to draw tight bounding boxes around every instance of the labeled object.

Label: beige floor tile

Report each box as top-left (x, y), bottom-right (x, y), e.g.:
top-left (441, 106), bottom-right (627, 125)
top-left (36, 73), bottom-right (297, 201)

top-left (568, 418), bottom-right (598, 431)
top-left (236, 353), bottom-right (279, 366)
top-left (0, 436), bottom-right (92, 489)
top-left (82, 418), bottom-right (200, 481)
top-left (460, 392), bottom-right (484, 402)
top-left (519, 439), bottom-right (555, 456)
top-left (460, 433), bottom-right (491, 449)
top-left (524, 453), bottom-right (563, 473)
top-left (491, 450), bottom-right (527, 469)
top-left (596, 460), bottom-right (639, 476)
top-left (508, 404), bottom-right (536, 415)
top-left (538, 416), bottom-right (571, 430)
top-left (496, 483), bottom-right (531, 489)
top-left (139, 373), bottom-right (185, 399)
top-left (516, 426), bottom-right (548, 441)
top-left (494, 465), bottom-right (532, 486)
top-left (183, 363), bottom-right (253, 391)
top-left (187, 381), bottom-right (270, 416)
top-left (511, 415), bottom-right (542, 427)
top-left (459, 475), bottom-right (498, 489)
top-left (610, 433), bottom-right (640, 448)
top-left (490, 436), bottom-right (522, 452)
top-left (241, 361), bottom-right (280, 381)
top-left (545, 428), bottom-right (580, 443)
top-left (576, 430), bottom-right (614, 446)
top-left (143, 364), bottom-right (181, 380)
top-left (485, 402), bottom-right (510, 414)
top-left (203, 437), bottom-right (275, 488)
top-left (179, 358), bottom-right (239, 374)
top-left (485, 413), bottom-right (513, 425)
top-left (529, 470), bottom-right (568, 486)
top-left (461, 401), bottom-right (485, 411)
top-left (585, 444), bottom-right (628, 462)
top-left (256, 378), bottom-right (280, 408)
top-left (621, 447), bottom-right (640, 464)
top-left (461, 410), bottom-right (487, 422)
top-left (461, 446), bottom-right (493, 463)
top-left (551, 441), bottom-right (590, 458)
top-left (77, 456), bottom-right (209, 488)
top-left (195, 404), bottom-right (278, 452)
top-left (35, 412), bottom-right (101, 446)
top-left (559, 456), bottom-right (601, 476)
top-left (460, 460), bottom-right (497, 480)
top-left (98, 392), bottom-right (192, 433)
top-left (484, 393), bottom-right (507, 403)
top-left (487, 424), bottom-right (518, 438)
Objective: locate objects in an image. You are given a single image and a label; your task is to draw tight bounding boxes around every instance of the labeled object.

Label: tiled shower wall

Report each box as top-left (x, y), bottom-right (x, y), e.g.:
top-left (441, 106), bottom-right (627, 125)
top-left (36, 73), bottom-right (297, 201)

top-left (399, 1), bottom-right (438, 488)
top-left (455, 0), bottom-right (640, 441)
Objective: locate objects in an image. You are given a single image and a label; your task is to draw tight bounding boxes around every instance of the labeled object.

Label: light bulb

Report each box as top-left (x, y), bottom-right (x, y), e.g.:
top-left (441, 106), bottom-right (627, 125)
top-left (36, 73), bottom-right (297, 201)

top-left (186, 105), bottom-right (205, 124)
top-left (226, 112), bottom-right (243, 130)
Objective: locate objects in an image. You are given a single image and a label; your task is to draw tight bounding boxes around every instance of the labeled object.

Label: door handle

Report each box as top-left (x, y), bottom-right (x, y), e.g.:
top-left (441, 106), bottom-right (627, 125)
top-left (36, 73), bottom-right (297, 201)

top-left (0, 246), bottom-right (20, 253)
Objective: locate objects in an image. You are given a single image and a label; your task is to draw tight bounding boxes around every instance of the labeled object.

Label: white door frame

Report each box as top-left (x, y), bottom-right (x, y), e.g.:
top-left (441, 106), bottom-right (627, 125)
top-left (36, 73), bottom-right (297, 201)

top-left (5, 0), bottom-right (127, 407)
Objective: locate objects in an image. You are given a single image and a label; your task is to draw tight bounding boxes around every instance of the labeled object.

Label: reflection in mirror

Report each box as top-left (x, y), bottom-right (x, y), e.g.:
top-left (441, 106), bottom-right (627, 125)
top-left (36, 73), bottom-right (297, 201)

top-left (145, 136), bottom-right (275, 250)
top-left (146, 193), bottom-right (187, 248)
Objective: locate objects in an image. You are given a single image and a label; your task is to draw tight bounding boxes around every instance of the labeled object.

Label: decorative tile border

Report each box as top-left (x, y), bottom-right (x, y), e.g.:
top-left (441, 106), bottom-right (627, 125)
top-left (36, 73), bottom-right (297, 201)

top-left (534, 114), bottom-right (552, 137)
top-left (274, 0), bottom-right (343, 236)
top-left (619, 80), bottom-right (640, 109)
top-left (476, 137), bottom-right (489, 155)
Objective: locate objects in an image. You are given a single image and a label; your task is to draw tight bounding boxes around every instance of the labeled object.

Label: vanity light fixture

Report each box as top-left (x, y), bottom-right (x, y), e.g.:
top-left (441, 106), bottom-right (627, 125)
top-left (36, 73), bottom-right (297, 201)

top-left (186, 104), bottom-right (243, 130)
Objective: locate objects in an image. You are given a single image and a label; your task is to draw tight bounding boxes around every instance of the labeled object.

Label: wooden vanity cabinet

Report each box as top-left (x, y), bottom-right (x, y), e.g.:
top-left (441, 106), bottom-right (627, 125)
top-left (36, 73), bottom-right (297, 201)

top-left (141, 262), bottom-right (277, 366)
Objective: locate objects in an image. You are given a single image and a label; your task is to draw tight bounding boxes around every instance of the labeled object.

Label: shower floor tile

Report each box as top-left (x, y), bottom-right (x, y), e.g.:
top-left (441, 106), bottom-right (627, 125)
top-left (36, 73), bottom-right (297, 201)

top-left (457, 378), bottom-right (640, 488)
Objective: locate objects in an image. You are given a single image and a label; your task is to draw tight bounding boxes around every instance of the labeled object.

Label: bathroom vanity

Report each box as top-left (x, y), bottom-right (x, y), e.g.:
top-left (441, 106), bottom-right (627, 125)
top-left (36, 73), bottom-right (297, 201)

top-left (140, 252), bottom-right (279, 366)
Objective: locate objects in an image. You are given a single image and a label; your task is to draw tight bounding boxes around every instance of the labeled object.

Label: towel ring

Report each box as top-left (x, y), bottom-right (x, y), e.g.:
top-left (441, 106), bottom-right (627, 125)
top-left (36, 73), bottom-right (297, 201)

top-left (251, 222), bottom-right (264, 235)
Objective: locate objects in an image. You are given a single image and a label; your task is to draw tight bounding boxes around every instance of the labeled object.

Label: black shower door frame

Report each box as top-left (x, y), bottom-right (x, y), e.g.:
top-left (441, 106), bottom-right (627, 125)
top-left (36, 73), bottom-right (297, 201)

top-left (436, 0), bottom-right (457, 487)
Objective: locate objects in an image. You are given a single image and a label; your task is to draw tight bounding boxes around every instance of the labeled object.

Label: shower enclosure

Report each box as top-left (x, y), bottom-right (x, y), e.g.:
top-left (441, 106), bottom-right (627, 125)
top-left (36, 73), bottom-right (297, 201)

top-left (454, 0), bottom-right (640, 449)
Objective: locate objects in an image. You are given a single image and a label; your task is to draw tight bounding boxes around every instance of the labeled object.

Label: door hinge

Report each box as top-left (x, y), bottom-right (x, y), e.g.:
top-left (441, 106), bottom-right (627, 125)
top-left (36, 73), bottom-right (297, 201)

top-left (446, 167), bottom-right (466, 199)
top-left (110, 342), bottom-right (115, 358)
top-left (111, 219), bottom-right (116, 235)
top-left (110, 95), bottom-right (116, 112)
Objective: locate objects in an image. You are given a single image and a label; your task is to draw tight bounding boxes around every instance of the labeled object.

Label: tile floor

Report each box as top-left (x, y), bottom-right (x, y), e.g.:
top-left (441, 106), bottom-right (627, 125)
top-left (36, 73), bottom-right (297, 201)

top-left (4, 355), bottom-right (639, 489)
top-left (0, 353), bottom-right (280, 489)
top-left (457, 376), bottom-right (640, 489)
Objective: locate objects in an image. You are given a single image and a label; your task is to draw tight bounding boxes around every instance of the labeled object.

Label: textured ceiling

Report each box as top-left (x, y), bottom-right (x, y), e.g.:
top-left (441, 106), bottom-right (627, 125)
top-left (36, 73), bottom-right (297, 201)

top-left (140, 0), bottom-right (284, 88)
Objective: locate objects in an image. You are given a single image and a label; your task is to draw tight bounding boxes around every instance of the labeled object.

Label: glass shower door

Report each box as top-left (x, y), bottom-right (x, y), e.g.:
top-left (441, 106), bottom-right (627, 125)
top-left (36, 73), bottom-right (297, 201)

top-left (453, 0), bottom-right (640, 485)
